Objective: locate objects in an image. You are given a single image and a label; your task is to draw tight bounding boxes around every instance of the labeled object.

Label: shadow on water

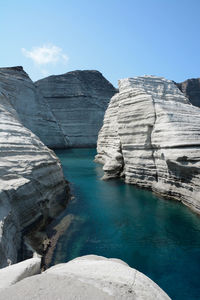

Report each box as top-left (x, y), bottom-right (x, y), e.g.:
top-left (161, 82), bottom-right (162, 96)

top-left (53, 148), bottom-right (200, 300)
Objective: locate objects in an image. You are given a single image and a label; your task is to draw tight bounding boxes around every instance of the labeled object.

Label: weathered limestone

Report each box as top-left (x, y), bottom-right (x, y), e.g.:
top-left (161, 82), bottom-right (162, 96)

top-left (0, 67), bottom-right (116, 148)
top-left (0, 91), bottom-right (68, 268)
top-left (176, 78), bottom-right (200, 107)
top-left (96, 76), bottom-right (200, 213)
top-left (0, 255), bottom-right (41, 290)
top-left (0, 255), bottom-right (170, 299)
top-left (0, 67), bottom-right (66, 148)
top-left (35, 70), bottom-right (116, 147)
top-left (0, 66), bottom-right (116, 267)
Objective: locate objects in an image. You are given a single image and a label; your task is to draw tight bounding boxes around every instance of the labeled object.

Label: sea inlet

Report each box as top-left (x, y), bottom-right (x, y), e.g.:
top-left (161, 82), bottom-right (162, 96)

top-left (52, 148), bottom-right (200, 300)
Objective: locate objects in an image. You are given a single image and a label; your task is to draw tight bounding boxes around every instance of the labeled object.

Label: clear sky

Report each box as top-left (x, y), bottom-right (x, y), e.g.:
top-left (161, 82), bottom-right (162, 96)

top-left (1, 0), bottom-right (200, 86)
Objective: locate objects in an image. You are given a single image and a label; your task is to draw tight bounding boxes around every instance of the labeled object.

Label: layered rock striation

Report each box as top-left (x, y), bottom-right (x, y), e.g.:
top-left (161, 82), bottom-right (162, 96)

top-left (0, 91), bottom-right (68, 268)
top-left (35, 70), bottom-right (116, 147)
top-left (176, 78), bottom-right (200, 107)
top-left (0, 67), bottom-right (116, 148)
top-left (0, 255), bottom-right (170, 299)
top-left (0, 66), bottom-right (116, 267)
top-left (96, 76), bottom-right (200, 213)
top-left (0, 67), bottom-right (66, 148)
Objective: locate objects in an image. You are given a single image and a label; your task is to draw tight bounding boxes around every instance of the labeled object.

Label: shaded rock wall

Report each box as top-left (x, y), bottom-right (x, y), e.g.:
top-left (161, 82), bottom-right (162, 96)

top-left (0, 91), bottom-right (68, 268)
top-left (0, 67), bottom-right (66, 148)
top-left (0, 67), bottom-right (116, 148)
top-left (0, 66), bottom-right (115, 267)
top-left (176, 78), bottom-right (200, 107)
top-left (35, 70), bottom-right (116, 147)
top-left (96, 76), bottom-right (200, 213)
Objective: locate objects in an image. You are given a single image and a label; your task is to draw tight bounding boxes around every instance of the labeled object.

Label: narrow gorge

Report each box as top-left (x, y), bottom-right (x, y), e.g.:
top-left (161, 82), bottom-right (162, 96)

top-left (0, 66), bottom-right (116, 267)
top-left (1, 67), bottom-right (200, 299)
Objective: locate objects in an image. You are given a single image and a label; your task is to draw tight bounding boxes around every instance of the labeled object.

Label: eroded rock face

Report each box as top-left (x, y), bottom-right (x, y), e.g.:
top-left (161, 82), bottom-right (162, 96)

top-left (0, 67), bottom-right (116, 148)
top-left (176, 78), bottom-right (200, 107)
top-left (96, 76), bottom-right (200, 213)
top-left (0, 91), bottom-right (68, 268)
top-left (0, 67), bottom-right (66, 148)
top-left (0, 255), bottom-right (170, 300)
top-left (0, 67), bottom-right (116, 267)
top-left (35, 70), bottom-right (116, 147)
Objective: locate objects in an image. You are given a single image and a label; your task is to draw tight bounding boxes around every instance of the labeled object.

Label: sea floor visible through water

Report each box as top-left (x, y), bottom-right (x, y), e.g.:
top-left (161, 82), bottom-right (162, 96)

top-left (52, 148), bottom-right (200, 300)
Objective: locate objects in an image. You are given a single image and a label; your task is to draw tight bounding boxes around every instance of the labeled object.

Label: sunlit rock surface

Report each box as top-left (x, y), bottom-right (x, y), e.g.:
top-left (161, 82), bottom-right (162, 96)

top-left (35, 70), bottom-right (116, 147)
top-left (96, 76), bottom-right (200, 213)
top-left (0, 255), bottom-right (41, 290)
top-left (0, 91), bottom-right (68, 268)
top-left (0, 255), bottom-right (170, 300)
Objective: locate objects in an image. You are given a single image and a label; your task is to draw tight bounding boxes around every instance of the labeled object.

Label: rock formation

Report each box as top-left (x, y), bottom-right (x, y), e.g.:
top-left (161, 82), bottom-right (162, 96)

top-left (0, 90), bottom-right (68, 268)
top-left (0, 67), bottom-right (66, 148)
top-left (176, 78), bottom-right (200, 107)
top-left (35, 70), bottom-right (116, 147)
top-left (0, 255), bottom-right (41, 290)
top-left (0, 255), bottom-right (170, 299)
top-left (0, 67), bottom-right (116, 148)
top-left (0, 66), bottom-right (116, 267)
top-left (96, 76), bottom-right (200, 213)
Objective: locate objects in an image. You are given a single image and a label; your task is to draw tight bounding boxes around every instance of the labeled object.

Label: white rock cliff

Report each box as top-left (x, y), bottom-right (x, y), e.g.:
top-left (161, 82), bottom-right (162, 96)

top-left (0, 66), bottom-right (116, 267)
top-left (96, 76), bottom-right (200, 213)
top-left (35, 70), bottom-right (116, 147)
top-left (0, 90), bottom-right (68, 268)
top-left (0, 67), bottom-right (66, 148)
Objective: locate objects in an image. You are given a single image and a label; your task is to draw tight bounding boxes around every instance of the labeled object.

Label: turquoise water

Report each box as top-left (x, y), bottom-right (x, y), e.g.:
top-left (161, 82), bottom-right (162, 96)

top-left (53, 148), bottom-right (200, 300)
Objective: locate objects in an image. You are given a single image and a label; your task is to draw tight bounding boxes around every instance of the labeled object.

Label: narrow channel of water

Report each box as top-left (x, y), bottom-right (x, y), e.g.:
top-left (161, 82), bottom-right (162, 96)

top-left (53, 148), bottom-right (200, 300)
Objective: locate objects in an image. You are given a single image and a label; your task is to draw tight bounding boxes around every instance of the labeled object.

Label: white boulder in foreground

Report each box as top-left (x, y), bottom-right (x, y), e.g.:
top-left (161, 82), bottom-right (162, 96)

top-left (0, 255), bottom-right (170, 299)
top-left (96, 76), bottom-right (200, 213)
top-left (0, 255), bottom-right (41, 290)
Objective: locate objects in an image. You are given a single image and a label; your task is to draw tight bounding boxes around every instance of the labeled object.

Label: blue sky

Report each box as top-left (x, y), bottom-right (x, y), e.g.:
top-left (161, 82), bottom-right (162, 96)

top-left (1, 0), bottom-right (200, 86)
